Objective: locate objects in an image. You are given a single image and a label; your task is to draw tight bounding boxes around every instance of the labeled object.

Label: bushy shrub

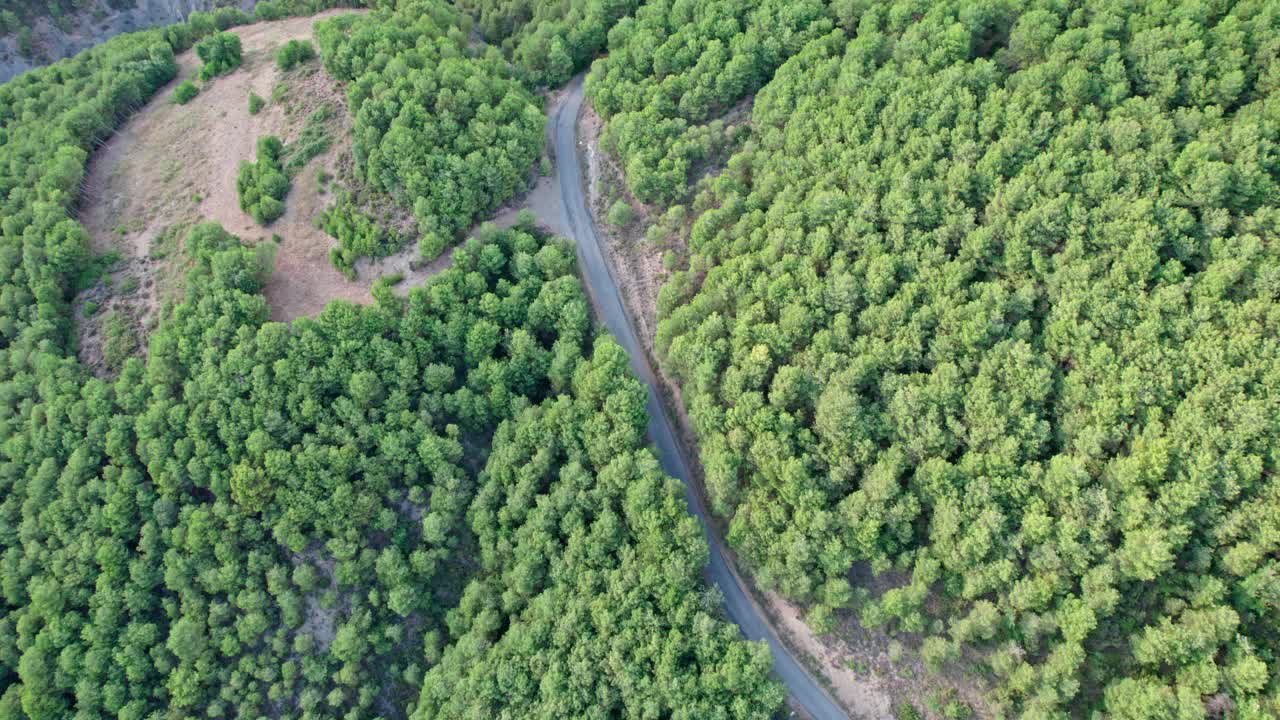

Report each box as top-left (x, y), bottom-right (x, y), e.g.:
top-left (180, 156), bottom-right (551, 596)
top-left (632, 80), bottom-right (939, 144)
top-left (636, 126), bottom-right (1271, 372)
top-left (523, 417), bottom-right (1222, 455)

top-left (172, 79), bottom-right (198, 104)
top-left (275, 38), bottom-right (316, 71)
top-left (195, 30), bottom-right (242, 80)
top-left (606, 200), bottom-right (635, 228)
top-left (211, 6), bottom-right (251, 30)
top-left (236, 135), bottom-right (289, 225)
top-left (247, 91), bottom-right (265, 114)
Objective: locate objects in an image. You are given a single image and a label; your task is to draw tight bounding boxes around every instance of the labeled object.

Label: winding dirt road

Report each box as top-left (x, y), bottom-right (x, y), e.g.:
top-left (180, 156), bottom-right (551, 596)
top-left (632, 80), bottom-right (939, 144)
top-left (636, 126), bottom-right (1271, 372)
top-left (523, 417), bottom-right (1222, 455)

top-left (550, 74), bottom-right (850, 720)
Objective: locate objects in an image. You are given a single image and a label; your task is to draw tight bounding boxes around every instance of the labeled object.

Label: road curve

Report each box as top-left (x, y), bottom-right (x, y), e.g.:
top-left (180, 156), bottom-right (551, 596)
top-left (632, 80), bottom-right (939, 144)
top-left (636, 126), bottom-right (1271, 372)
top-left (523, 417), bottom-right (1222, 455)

top-left (551, 74), bottom-right (850, 720)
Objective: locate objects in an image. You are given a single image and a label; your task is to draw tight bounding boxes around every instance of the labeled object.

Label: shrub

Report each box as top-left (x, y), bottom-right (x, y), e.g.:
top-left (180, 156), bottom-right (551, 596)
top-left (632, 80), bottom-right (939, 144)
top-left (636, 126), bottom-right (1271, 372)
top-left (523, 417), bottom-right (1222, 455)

top-left (172, 79), bottom-right (198, 104)
top-left (248, 91), bottom-right (265, 114)
top-left (102, 311), bottom-right (139, 370)
top-left (211, 7), bottom-right (250, 30)
top-left (0, 10), bottom-right (19, 35)
top-left (16, 26), bottom-right (33, 58)
top-left (237, 135), bottom-right (289, 225)
top-left (417, 231), bottom-right (446, 262)
top-left (606, 200), bottom-right (635, 228)
top-left (195, 30), bottom-right (242, 80)
top-left (275, 39), bottom-right (316, 71)
top-left (251, 196), bottom-right (285, 225)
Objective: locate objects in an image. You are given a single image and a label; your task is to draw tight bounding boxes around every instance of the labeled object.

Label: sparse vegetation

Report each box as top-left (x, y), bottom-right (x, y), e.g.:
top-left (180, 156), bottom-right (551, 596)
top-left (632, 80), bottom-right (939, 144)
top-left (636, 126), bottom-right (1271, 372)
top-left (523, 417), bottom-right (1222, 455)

top-left (895, 703), bottom-right (924, 720)
top-left (281, 103), bottom-right (334, 175)
top-left (643, 204), bottom-right (685, 246)
top-left (270, 80), bottom-right (289, 102)
top-left (321, 191), bottom-right (408, 278)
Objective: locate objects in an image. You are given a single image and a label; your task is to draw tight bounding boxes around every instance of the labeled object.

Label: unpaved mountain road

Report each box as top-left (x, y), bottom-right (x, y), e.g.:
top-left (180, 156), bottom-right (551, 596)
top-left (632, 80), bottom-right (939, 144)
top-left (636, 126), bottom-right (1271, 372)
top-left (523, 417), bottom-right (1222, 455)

top-left (549, 73), bottom-right (850, 720)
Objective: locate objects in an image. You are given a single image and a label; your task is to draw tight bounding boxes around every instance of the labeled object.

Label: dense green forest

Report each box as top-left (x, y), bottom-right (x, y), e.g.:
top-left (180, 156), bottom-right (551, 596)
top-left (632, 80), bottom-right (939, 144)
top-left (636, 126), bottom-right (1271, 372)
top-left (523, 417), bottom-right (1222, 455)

top-left (414, 318), bottom-right (783, 719)
top-left (461, 0), bottom-right (641, 87)
top-left (0, 2), bottom-right (782, 719)
top-left (316, 1), bottom-right (545, 261)
top-left (585, 0), bottom-right (833, 204)
top-left (4, 0), bottom-right (1280, 718)
top-left (653, 0), bottom-right (1280, 716)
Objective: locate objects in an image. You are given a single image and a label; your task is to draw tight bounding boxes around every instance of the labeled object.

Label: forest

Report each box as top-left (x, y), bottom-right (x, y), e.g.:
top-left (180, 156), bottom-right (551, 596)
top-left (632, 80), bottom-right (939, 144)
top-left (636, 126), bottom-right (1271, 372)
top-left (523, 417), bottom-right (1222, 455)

top-left (0, 1), bottom-right (780, 719)
top-left (3, 0), bottom-right (1280, 718)
top-left (316, 1), bottom-right (546, 261)
top-left (650, 0), bottom-right (1280, 717)
top-left (461, 0), bottom-right (641, 87)
top-left (585, 0), bottom-right (833, 204)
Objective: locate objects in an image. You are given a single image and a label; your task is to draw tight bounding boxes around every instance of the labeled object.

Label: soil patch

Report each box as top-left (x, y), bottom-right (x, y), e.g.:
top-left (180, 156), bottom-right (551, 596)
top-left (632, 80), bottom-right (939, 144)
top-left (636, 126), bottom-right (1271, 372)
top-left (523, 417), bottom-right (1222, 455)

top-left (489, 87), bottom-right (570, 238)
top-left (293, 549), bottom-right (339, 653)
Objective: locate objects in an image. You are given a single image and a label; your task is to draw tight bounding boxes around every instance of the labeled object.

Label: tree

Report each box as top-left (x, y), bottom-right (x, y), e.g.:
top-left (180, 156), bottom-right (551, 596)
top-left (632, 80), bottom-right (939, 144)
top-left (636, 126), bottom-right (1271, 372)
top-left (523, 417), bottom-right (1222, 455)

top-left (236, 135), bottom-right (289, 225)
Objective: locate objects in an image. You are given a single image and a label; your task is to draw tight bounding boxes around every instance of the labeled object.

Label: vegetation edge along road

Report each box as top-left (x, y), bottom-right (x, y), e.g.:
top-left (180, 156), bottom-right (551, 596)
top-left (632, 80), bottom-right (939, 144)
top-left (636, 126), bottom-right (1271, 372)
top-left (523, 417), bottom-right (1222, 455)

top-left (551, 73), bottom-right (850, 720)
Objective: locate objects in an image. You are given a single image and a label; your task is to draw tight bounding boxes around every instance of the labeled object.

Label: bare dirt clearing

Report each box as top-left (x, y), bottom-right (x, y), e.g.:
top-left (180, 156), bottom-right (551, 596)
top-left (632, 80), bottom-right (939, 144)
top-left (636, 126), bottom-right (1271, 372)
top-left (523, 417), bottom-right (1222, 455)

top-left (75, 9), bottom-right (434, 374)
